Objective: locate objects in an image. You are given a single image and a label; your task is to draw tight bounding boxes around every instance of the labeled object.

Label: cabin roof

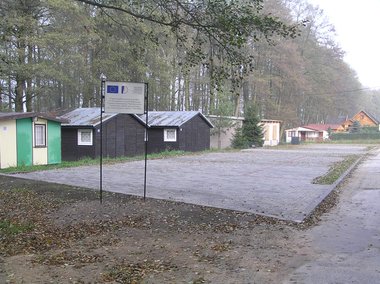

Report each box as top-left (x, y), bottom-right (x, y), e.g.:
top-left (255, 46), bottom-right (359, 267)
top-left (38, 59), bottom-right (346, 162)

top-left (139, 111), bottom-right (214, 128)
top-left (60, 108), bottom-right (146, 127)
top-left (303, 124), bottom-right (341, 131)
top-left (0, 112), bottom-right (67, 123)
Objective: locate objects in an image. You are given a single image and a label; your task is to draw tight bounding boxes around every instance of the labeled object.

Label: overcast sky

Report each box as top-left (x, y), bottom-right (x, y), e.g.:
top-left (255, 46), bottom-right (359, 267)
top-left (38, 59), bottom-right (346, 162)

top-left (307, 0), bottom-right (380, 90)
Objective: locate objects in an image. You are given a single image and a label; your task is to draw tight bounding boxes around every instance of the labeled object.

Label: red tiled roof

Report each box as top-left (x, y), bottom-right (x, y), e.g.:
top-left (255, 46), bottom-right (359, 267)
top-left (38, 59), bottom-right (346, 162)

top-left (303, 124), bottom-right (341, 131)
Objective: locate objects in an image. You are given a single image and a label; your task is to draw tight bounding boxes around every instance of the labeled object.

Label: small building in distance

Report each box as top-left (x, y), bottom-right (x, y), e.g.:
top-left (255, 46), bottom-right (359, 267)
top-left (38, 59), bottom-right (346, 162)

top-left (140, 111), bottom-right (214, 154)
top-left (208, 115), bottom-right (282, 149)
top-left (337, 110), bottom-right (379, 132)
top-left (60, 108), bottom-right (146, 161)
top-left (260, 119), bottom-right (282, 146)
top-left (208, 116), bottom-right (244, 149)
top-left (0, 112), bottom-right (65, 169)
top-left (285, 124), bottom-right (341, 143)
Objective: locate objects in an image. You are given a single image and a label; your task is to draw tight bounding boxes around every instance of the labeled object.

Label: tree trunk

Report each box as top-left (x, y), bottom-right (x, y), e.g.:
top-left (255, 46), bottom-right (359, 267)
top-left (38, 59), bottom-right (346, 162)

top-left (25, 44), bottom-right (33, 112)
top-left (234, 93), bottom-right (241, 117)
top-left (184, 73), bottom-right (190, 110)
top-left (15, 39), bottom-right (27, 112)
top-left (7, 76), bottom-right (13, 110)
top-left (15, 76), bottom-right (25, 112)
top-left (208, 39), bottom-right (215, 114)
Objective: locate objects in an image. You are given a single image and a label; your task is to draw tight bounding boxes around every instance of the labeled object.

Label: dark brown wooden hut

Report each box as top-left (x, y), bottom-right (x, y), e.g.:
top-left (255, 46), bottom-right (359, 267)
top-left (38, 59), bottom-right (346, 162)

top-left (60, 108), bottom-right (146, 161)
top-left (140, 111), bottom-right (213, 154)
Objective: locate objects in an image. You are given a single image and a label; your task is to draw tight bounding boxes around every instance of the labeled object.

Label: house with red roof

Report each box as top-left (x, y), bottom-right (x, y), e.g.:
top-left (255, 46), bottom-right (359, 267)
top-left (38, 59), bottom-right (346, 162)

top-left (285, 124), bottom-right (341, 143)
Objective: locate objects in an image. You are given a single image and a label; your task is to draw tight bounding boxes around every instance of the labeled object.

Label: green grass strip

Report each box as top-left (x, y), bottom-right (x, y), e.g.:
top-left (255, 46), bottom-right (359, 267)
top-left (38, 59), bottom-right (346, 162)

top-left (0, 220), bottom-right (34, 235)
top-left (0, 148), bottom-right (239, 174)
top-left (0, 150), bottom-right (197, 174)
top-left (312, 154), bottom-right (360, 185)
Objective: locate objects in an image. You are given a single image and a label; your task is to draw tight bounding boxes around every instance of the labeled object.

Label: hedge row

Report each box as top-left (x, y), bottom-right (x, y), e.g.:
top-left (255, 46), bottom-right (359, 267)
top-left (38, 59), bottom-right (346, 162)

top-left (330, 132), bottom-right (380, 140)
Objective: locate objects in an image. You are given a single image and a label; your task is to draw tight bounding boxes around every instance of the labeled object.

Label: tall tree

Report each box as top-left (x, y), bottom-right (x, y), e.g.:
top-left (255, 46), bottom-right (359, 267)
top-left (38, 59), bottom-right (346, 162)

top-left (0, 0), bottom-right (366, 129)
top-left (74, 0), bottom-right (300, 111)
top-left (232, 104), bottom-right (263, 149)
top-left (0, 0), bottom-right (47, 111)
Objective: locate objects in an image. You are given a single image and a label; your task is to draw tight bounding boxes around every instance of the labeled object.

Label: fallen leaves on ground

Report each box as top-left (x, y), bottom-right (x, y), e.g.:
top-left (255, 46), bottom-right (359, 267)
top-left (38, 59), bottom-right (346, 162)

top-left (0, 175), bottom-right (342, 283)
top-left (101, 259), bottom-right (177, 283)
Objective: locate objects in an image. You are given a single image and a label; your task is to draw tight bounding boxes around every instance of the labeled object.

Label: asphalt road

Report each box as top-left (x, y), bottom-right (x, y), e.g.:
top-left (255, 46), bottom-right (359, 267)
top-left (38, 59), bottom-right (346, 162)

top-left (283, 147), bottom-right (380, 283)
top-left (12, 144), bottom-right (367, 222)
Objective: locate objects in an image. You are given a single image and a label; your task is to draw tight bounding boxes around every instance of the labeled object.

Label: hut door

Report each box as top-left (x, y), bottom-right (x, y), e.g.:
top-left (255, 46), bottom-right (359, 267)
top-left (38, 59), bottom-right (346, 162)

top-left (300, 132), bottom-right (306, 141)
top-left (16, 118), bottom-right (33, 166)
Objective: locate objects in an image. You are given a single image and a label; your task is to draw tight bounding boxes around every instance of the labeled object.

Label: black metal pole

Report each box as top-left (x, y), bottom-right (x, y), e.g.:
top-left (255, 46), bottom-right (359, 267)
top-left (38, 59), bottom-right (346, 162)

top-left (143, 83), bottom-right (148, 201)
top-left (100, 75), bottom-right (106, 203)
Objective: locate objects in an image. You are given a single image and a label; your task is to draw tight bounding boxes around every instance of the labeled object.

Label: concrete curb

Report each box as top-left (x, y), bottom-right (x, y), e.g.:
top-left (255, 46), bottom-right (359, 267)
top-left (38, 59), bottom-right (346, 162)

top-left (299, 153), bottom-right (368, 223)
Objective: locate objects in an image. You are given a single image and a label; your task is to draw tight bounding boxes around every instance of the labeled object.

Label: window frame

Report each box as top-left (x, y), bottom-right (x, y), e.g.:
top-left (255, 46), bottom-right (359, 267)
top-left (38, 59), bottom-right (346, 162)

top-left (77, 129), bottom-right (93, 146)
top-left (164, 128), bottom-right (177, 142)
top-left (288, 131), bottom-right (296, 137)
top-left (34, 124), bottom-right (46, 147)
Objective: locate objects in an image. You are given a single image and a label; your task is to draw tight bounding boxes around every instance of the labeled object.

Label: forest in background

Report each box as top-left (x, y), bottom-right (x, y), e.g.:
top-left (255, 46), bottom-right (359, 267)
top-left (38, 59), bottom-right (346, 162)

top-left (1, 0), bottom-right (380, 130)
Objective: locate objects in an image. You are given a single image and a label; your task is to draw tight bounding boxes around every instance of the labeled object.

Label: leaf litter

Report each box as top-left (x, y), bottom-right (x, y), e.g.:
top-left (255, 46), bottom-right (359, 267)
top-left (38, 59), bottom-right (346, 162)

top-left (0, 175), bottom-right (342, 283)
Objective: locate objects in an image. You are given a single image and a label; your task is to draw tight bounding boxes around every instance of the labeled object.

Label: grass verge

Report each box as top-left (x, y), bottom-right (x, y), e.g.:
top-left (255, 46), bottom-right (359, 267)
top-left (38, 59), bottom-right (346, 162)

top-left (0, 150), bottom-right (187, 174)
top-left (319, 139), bottom-right (380, 144)
top-left (0, 220), bottom-right (33, 235)
top-left (312, 154), bottom-right (360, 185)
top-left (0, 148), bottom-right (241, 174)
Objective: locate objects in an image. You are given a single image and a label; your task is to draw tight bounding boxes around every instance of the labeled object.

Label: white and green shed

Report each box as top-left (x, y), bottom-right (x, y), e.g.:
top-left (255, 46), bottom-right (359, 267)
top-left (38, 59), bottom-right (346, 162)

top-left (0, 112), bottom-right (66, 169)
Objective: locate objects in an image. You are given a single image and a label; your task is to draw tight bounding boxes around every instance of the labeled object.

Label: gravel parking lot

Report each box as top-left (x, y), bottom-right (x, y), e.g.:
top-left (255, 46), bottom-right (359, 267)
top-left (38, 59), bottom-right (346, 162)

top-left (12, 144), bottom-right (368, 222)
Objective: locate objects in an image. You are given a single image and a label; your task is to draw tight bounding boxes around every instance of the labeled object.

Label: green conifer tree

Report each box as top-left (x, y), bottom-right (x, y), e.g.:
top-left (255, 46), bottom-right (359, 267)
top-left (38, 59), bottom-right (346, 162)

top-left (232, 104), bottom-right (263, 149)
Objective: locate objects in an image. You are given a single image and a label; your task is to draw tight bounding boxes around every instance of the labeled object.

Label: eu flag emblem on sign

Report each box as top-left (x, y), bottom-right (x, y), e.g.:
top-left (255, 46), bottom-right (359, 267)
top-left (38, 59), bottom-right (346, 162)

top-left (107, 85), bottom-right (119, 94)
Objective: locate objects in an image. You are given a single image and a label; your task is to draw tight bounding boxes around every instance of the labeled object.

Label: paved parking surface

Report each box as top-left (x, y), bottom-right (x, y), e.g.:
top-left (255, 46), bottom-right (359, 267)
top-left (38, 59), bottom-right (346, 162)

top-left (11, 144), bottom-right (368, 222)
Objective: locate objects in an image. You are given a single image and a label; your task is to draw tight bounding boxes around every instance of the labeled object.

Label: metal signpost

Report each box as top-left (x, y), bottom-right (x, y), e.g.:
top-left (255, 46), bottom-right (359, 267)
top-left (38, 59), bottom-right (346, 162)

top-left (99, 78), bottom-right (148, 202)
top-left (100, 74), bottom-right (106, 203)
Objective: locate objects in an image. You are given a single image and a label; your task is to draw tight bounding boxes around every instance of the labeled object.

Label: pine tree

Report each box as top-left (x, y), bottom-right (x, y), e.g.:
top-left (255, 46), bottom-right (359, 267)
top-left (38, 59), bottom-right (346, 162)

top-left (232, 105), bottom-right (263, 149)
top-left (350, 120), bottom-right (361, 133)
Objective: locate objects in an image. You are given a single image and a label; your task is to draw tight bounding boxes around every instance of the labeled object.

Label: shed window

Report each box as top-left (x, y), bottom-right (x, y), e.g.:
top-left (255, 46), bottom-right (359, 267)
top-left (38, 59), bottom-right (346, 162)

top-left (34, 124), bottom-right (46, 147)
top-left (164, 129), bottom-right (177, 142)
top-left (78, 129), bottom-right (93, 146)
top-left (288, 131), bottom-right (296, 137)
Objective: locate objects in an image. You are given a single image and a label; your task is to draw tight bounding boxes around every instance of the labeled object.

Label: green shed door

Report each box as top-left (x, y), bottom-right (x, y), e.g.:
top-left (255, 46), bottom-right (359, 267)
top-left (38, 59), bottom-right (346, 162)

top-left (16, 118), bottom-right (33, 166)
top-left (47, 121), bottom-right (61, 164)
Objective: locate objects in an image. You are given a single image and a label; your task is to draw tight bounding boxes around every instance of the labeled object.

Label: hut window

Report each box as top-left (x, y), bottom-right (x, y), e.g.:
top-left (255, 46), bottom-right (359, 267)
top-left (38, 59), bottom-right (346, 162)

top-left (78, 129), bottom-right (93, 146)
top-left (164, 129), bottom-right (177, 142)
top-left (288, 131), bottom-right (296, 137)
top-left (34, 124), bottom-right (46, 147)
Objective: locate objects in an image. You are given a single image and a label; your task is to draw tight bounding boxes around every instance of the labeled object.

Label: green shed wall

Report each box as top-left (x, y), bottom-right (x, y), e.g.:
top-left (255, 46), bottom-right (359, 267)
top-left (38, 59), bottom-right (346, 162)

top-left (16, 118), bottom-right (33, 166)
top-left (47, 121), bottom-right (62, 164)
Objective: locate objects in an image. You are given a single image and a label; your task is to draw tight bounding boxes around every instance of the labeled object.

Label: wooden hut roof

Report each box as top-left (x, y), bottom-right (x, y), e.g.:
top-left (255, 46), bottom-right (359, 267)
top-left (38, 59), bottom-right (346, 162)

top-left (303, 124), bottom-right (341, 131)
top-left (60, 108), bottom-right (146, 127)
top-left (139, 111), bottom-right (214, 128)
top-left (0, 112), bottom-right (67, 123)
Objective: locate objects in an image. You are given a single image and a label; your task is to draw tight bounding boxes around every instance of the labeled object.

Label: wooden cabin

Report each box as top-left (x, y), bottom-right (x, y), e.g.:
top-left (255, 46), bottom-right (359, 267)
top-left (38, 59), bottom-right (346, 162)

top-left (140, 111), bottom-right (214, 154)
top-left (208, 116), bottom-right (282, 149)
top-left (60, 108), bottom-right (146, 161)
top-left (337, 110), bottom-right (379, 132)
top-left (260, 119), bottom-right (282, 146)
top-left (0, 112), bottom-right (65, 169)
top-left (285, 124), bottom-right (340, 143)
